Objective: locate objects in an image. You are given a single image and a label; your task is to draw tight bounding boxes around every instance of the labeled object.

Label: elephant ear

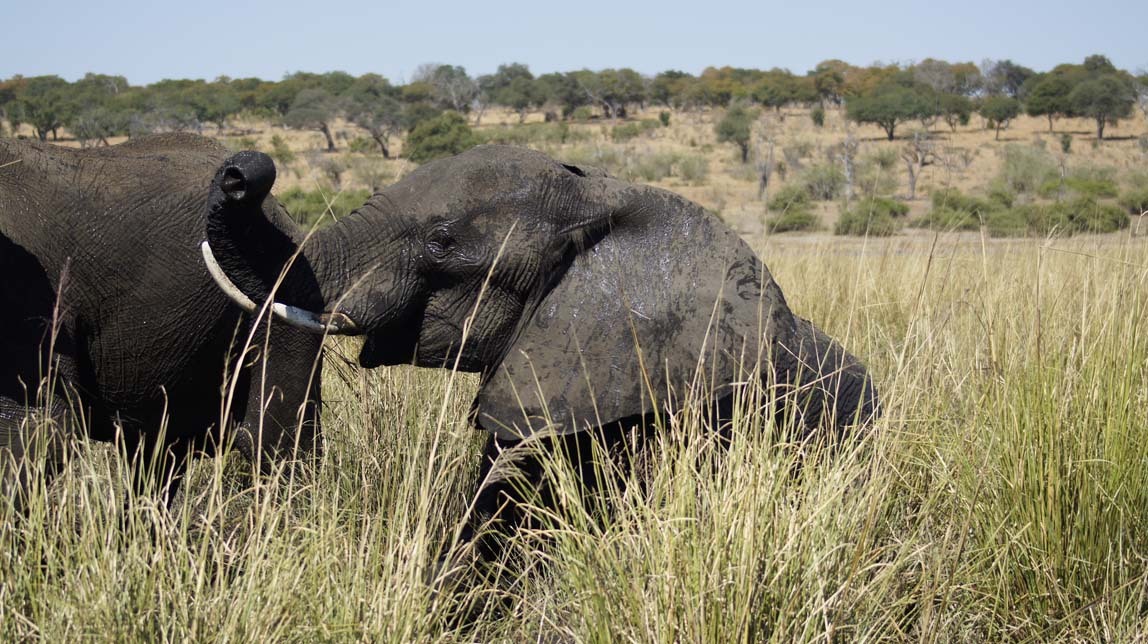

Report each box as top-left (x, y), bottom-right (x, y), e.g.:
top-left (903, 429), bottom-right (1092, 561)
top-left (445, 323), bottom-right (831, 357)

top-left (474, 182), bottom-right (798, 440)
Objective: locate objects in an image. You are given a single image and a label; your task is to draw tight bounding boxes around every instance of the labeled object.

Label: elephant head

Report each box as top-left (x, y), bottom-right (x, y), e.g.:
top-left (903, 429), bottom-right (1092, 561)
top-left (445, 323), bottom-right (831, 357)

top-left (204, 145), bottom-right (878, 440)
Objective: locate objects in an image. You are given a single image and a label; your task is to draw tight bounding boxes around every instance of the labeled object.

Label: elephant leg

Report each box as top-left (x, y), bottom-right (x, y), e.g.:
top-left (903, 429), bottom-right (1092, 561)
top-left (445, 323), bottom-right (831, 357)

top-left (0, 395), bottom-right (71, 514)
top-left (459, 424), bottom-right (649, 564)
top-left (234, 320), bottom-right (323, 473)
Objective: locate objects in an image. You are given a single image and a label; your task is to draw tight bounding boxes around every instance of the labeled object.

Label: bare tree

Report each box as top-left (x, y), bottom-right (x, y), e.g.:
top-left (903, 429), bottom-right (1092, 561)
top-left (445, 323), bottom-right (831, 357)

top-left (838, 134), bottom-right (859, 202)
top-left (901, 132), bottom-right (936, 200)
top-left (752, 119), bottom-right (776, 202)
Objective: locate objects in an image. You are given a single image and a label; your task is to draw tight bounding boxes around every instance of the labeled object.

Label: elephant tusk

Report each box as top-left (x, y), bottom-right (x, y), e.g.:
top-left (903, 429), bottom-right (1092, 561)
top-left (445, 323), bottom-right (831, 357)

top-left (200, 241), bottom-right (358, 335)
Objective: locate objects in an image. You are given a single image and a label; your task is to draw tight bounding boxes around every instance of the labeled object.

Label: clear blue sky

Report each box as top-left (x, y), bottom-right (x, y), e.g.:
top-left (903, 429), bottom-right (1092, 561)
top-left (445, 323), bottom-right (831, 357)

top-left (3, 0), bottom-right (1145, 84)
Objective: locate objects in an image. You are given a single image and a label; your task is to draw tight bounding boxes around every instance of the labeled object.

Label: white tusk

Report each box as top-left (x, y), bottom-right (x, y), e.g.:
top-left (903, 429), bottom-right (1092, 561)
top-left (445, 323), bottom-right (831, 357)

top-left (200, 241), bottom-right (357, 335)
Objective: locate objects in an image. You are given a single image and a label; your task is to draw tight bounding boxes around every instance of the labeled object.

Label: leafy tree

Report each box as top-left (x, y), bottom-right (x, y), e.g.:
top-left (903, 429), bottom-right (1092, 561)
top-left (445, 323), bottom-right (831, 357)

top-left (344, 74), bottom-right (402, 157)
top-left (284, 88), bottom-right (344, 151)
top-left (71, 106), bottom-right (132, 146)
top-left (573, 68), bottom-right (647, 119)
top-left (482, 63), bottom-right (543, 122)
top-left (650, 70), bottom-right (694, 109)
top-left (810, 60), bottom-right (849, 106)
top-left (404, 111), bottom-right (476, 163)
top-left (846, 83), bottom-right (933, 141)
top-left (980, 96), bottom-right (1021, 140)
top-left (981, 59), bottom-right (1035, 98)
top-left (9, 76), bottom-right (73, 140)
top-left (535, 72), bottom-right (587, 118)
top-left (715, 103), bottom-right (758, 163)
top-left (1069, 75), bottom-right (1135, 140)
top-left (938, 93), bottom-right (972, 131)
top-left (1025, 75), bottom-right (1074, 131)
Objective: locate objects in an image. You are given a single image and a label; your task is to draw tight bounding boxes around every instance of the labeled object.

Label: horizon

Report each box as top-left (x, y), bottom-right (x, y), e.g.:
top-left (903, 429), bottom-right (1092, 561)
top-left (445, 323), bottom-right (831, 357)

top-left (3, 0), bottom-right (1146, 86)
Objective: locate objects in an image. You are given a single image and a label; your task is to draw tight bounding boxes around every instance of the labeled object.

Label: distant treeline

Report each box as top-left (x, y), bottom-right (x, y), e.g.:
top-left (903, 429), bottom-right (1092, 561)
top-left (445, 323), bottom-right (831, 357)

top-left (2, 56), bottom-right (1145, 151)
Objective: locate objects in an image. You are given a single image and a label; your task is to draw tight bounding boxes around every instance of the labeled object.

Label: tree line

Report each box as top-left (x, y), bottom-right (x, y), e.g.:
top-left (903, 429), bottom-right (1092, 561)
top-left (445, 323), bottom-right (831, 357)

top-left (1, 56), bottom-right (1145, 152)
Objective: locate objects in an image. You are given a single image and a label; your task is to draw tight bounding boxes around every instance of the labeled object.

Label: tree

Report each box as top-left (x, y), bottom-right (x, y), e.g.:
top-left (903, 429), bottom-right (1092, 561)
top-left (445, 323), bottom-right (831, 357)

top-left (535, 72), bottom-right (587, 118)
top-left (415, 64), bottom-right (478, 113)
top-left (483, 63), bottom-right (543, 122)
top-left (344, 74), bottom-right (403, 157)
top-left (980, 96), bottom-right (1020, 140)
top-left (845, 84), bottom-right (933, 141)
top-left (810, 60), bottom-right (849, 106)
top-left (404, 111), bottom-right (476, 163)
top-left (11, 75), bottom-right (73, 140)
top-left (901, 133), bottom-right (936, 200)
top-left (650, 70), bottom-right (694, 109)
top-left (284, 88), bottom-right (343, 151)
top-left (1069, 75), bottom-right (1135, 140)
top-left (1025, 75), bottom-right (1073, 131)
top-left (938, 93), bottom-right (972, 132)
top-left (981, 59), bottom-right (1035, 98)
top-left (715, 103), bottom-right (758, 163)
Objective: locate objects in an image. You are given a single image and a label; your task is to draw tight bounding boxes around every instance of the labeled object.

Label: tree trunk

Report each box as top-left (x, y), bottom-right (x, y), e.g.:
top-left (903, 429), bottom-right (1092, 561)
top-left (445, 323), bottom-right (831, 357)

top-left (372, 133), bottom-right (390, 159)
top-left (320, 123), bottom-right (336, 152)
top-left (739, 142), bottom-right (749, 164)
top-left (995, 124), bottom-right (1001, 140)
top-left (1048, 114), bottom-right (1054, 132)
top-left (905, 160), bottom-right (918, 200)
top-left (884, 122), bottom-right (896, 141)
top-left (1096, 117), bottom-right (1105, 141)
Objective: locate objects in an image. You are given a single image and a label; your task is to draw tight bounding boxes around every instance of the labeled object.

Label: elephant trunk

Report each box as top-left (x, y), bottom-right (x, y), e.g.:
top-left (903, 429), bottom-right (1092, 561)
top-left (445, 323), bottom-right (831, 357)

top-left (203, 151), bottom-right (358, 335)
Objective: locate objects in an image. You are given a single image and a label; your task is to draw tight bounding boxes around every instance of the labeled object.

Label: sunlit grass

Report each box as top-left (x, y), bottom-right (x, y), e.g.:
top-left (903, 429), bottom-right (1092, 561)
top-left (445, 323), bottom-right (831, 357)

top-left (2, 232), bottom-right (1146, 641)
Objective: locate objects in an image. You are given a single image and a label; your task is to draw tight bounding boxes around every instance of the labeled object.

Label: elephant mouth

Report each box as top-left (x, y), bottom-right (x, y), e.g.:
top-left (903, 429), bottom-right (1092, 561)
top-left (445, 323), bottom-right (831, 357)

top-left (358, 330), bottom-right (417, 368)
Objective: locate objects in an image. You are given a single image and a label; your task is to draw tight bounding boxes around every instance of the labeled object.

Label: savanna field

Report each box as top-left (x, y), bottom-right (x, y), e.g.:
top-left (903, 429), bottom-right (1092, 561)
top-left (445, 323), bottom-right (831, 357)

top-left (2, 104), bottom-right (1148, 641)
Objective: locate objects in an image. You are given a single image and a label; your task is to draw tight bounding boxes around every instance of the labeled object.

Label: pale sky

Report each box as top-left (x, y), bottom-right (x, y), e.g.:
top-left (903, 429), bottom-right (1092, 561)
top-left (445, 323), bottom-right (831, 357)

top-left (3, 0), bottom-right (1145, 84)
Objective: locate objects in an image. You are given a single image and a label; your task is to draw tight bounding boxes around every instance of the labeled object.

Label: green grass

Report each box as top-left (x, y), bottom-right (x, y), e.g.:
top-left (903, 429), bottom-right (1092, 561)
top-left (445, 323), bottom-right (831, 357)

top-left (3, 236), bottom-right (1148, 641)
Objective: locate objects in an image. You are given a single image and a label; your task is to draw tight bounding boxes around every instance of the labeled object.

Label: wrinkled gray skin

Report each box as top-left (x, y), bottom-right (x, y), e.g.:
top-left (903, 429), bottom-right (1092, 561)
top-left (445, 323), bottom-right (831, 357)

top-left (206, 144), bottom-right (879, 558)
top-left (0, 134), bottom-right (323, 504)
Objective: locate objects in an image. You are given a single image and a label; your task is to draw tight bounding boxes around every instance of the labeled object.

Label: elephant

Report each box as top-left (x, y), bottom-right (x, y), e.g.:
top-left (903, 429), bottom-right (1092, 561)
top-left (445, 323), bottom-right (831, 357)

top-left (203, 144), bottom-right (880, 560)
top-left (0, 134), bottom-right (341, 506)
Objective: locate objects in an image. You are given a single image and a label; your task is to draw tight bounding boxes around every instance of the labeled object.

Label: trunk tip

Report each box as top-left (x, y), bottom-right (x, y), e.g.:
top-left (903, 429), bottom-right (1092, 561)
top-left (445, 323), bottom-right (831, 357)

top-left (216, 151), bottom-right (276, 204)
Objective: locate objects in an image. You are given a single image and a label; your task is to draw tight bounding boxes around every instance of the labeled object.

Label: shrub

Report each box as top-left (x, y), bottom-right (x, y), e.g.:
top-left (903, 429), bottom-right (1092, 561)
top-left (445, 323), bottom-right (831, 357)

top-left (278, 187), bottom-right (372, 228)
top-left (269, 134), bottom-right (296, 165)
top-left (810, 105), bottom-right (825, 128)
top-left (998, 144), bottom-right (1058, 195)
top-left (1059, 133), bottom-right (1073, 154)
top-left (801, 163), bottom-right (846, 200)
top-left (348, 136), bottom-right (375, 154)
top-left (611, 119), bottom-right (659, 142)
top-left (404, 112), bottom-right (477, 163)
top-left (676, 154), bottom-right (709, 185)
top-left (716, 104), bottom-right (758, 163)
top-left (987, 197), bottom-right (1129, 237)
top-left (1119, 188), bottom-right (1148, 214)
top-left (767, 209), bottom-right (819, 233)
top-left (477, 122), bottom-right (582, 146)
top-left (918, 188), bottom-right (999, 231)
top-left (571, 106), bottom-right (595, 121)
top-left (658, 111), bottom-right (671, 127)
top-left (835, 197), bottom-right (907, 236)
top-left (626, 151), bottom-right (678, 182)
top-left (767, 183), bottom-right (812, 212)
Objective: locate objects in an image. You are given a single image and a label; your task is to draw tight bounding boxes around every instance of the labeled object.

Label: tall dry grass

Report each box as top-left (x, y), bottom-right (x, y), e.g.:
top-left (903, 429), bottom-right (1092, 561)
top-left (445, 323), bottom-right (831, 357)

top-left (2, 230), bottom-right (1146, 641)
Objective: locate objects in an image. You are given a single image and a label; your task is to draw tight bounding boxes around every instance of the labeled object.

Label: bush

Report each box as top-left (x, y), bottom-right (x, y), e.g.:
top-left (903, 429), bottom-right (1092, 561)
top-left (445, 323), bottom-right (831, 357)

top-left (348, 137), bottom-right (375, 154)
top-left (767, 209), bottom-right (819, 233)
top-left (998, 145), bottom-right (1059, 195)
top-left (767, 183), bottom-right (812, 212)
top-left (626, 151), bottom-right (678, 182)
top-left (476, 122), bottom-right (582, 146)
top-left (611, 119), bottom-right (659, 142)
top-left (1059, 133), bottom-right (1073, 154)
top-left (404, 112), bottom-right (477, 163)
top-left (810, 105), bottom-right (825, 128)
top-left (835, 197), bottom-right (907, 236)
top-left (1119, 188), bottom-right (1148, 214)
top-left (571, 106), bottom-right (595, 121)
top-left (801, 163), bottom-right (846, 200)
top-left (918, 188), bottom-right (1000, 231)
top-left (676, 154), bottom-right (709, 184)
top-left (269, 134), bottom-right (296, 165)
top-left (658, 111), bottom-right (671, 127)
top-left (278, 187), bottom-right (372, 228)
top-left (986, 197), bottom-right (1129, 237)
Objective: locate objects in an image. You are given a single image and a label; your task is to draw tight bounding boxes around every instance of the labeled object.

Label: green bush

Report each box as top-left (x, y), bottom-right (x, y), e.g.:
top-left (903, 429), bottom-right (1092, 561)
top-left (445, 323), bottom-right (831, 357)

top-left (801, 163), bottom-right (846, 200)
top-left (767, 209), bottom-right (819, 233)
top-left (767, 183), bottom-right (812, 212)
top-left (918, 188), bottom-right (1000, 231)
top-left (987, 197), bottom-right (1129, 237)
top-left (658, 111), bottom-right (671, 127)
top-left (269, 134), bottom-right (296, 165)
top-left (626, 151), bottom-right (678, 182)
top-left (810, 105), bottom-right (825, 128)
top-left (571, 106), bottom-right (595, 121)
top-left (348, 136), bottom-right (375, 154)
top-left (610, 119), bottom-right (660, 142)
top-left (404, 112), bottom-right (477, 163)
top-left (835, 197), bottom-right (906, 236)
top-left (1119, 188), bottom-right (1148, 214)
top-left (477, 122), bottom-right (582, 146)
top-left (278, 187), bottom-right (372, 228)
top-left (676, 154), bottom-right (709, 185)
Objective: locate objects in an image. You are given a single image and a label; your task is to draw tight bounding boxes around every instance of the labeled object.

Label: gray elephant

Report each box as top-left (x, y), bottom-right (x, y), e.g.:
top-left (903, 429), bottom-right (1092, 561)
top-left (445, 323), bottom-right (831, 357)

top-left (0, 134), bottom-right (340, 504)
top-left (203, 144), bottom-right (879, 557)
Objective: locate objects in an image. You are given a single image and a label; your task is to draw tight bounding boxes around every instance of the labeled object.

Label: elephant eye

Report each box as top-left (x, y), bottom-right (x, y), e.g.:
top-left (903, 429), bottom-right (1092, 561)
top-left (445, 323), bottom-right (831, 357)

top-left (426, 229), bottom-right (454, 261)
